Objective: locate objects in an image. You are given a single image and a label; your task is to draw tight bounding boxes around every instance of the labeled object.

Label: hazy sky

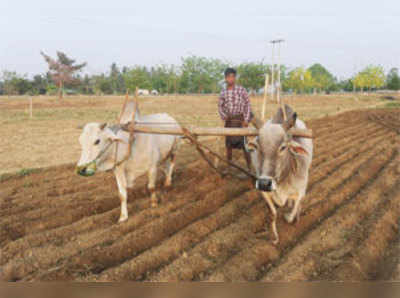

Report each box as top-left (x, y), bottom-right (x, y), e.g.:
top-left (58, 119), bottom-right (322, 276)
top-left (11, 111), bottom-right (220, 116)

top-left (1, 0), bottom-right (400, 78)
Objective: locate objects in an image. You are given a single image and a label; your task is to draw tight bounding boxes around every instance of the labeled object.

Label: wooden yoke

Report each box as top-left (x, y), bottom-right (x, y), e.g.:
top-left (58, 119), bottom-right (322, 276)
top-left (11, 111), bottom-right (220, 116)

top-left (114, 90), bottom-right (129, 166)
top-left (127, 87), bottom-right (138, 154)
top-left (112, 88), bottom-right (139, 169)
top-left (281, 97), bottom-right (287, 121)
top-left (118, 89), bottom-right (129, 123)
top-left (121, 124), bottom-right (313, 139)
top-left (261, 74), bottom-right (269, 121)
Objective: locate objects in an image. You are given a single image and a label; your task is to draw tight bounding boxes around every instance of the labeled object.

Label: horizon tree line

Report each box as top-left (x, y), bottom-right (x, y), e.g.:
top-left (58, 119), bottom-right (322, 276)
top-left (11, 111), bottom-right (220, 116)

top-left (1, 52), bottom-right (399, 97)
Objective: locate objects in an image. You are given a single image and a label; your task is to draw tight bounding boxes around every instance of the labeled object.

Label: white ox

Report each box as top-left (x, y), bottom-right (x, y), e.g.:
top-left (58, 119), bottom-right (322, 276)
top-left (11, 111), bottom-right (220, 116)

top-left (249, 105), bottom-right (313, 244)
top-left (76, 102), bottom-right (180, 222)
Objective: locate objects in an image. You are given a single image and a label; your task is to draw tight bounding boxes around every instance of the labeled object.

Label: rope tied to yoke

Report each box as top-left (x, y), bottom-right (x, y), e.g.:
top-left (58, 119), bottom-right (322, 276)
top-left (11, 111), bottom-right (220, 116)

top-left (178, 123), bottom-right (258, 180)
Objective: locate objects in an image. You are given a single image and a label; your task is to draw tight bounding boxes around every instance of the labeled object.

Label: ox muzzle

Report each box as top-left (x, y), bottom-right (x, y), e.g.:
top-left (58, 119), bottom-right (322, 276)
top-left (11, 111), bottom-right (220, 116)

top-left (256, 177), bottom-right (273, 192)
top-left (76, 161), bottom-right (97, 177)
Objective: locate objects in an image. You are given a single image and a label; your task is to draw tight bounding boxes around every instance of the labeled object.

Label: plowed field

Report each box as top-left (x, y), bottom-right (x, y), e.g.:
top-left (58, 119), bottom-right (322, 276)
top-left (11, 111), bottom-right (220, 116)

top-left (1, 109), bottom-right (399, 281)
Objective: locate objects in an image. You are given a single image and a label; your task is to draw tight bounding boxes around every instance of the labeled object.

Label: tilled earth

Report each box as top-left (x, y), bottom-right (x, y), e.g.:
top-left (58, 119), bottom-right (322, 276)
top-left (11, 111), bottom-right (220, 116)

top-left (0, 109), bottom-right (399, 281)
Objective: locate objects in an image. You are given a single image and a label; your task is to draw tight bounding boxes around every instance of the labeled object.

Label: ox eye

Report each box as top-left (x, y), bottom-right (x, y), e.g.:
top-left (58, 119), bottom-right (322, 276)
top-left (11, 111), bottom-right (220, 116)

top-left (94, 139), bottom-right (100, 145)
top-left (279, 145), bottom-right (287, 152)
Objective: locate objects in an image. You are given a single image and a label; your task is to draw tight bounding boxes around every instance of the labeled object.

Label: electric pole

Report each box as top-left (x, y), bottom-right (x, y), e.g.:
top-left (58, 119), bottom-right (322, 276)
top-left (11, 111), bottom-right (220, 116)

top-left (270, 39), bottom-right (285, 104)
top-left (270, 41), bottom-right (275, 102)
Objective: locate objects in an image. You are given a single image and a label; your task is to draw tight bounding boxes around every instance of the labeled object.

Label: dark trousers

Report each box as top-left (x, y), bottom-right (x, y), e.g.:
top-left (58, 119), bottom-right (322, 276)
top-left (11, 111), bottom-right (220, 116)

top-left (224, 115), bottom-right (246, 149)
top-left (224, 112), bottom-right (254, 149)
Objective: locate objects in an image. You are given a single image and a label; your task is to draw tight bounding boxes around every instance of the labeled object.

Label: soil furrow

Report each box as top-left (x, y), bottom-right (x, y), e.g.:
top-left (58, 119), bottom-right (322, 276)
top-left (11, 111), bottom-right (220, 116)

top-left (203, 148), bottom-right (395, 281)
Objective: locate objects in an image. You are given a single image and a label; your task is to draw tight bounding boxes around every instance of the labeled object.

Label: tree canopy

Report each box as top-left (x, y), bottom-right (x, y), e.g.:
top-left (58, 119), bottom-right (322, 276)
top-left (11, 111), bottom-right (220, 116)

top-left (308, 63), bottom-right (335, 92)
top-left (41, 51), bottom-right (86, 99)
top-left (236, 62), bottom-right (267, 92)
top-left (284, 67), bottom-right (314, 94)
top-left (387, 68), bottom-right (400, 91)
top-left (353, 65), bottom-right (385, 91)
top-left (1, 52), bottom-right (395, 96)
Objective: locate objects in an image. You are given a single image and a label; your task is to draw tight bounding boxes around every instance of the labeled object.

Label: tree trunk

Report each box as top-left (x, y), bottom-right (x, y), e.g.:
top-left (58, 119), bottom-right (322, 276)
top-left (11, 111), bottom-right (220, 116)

top-left (58, 81), bottom-right (63, 100)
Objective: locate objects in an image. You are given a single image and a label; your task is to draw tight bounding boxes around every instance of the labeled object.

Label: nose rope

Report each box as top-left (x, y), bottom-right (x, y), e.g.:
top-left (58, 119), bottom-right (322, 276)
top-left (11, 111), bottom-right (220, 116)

top-left (76, 139), bottom-right (115, 173)
top-left (77, 128), bottom-right (135, 174)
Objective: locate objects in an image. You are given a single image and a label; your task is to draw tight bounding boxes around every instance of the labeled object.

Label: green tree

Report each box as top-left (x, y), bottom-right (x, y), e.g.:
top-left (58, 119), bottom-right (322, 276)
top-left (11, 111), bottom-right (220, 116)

top-left (149, 64), bottom-right (179, 94)
top-left (109, 63), bottom-right (125, 94)
top-left (387, 68), bottom-right (400, 90)
top-left (354, 65), bottom-right (385, 92)
top-left (2, 71), bottom-right (18, 95)
top-left (353, 73), bottom-right (366, 92)
top-left (31, 74), bottom-right (49, 95)
top-left (1, 71), bottom-right (32, 95)
top-left (14, 77), bottom-right (32, 95)
top-left (123, 66), bottom-right (152, 91)
top-left (180, 56), bottom-right (228, 93)
top-left (93, 74), bottom-right (113, 95)
top-left (308, 63), bottom-right (335, 93)
top-left (337, 79), bottom-right (354, 92)
top-left (284, 67), bottom-right (314, 94)
top-left (236, 62), bottom-right (267, 92)
top-left (78, 74), bottom-right (95, 94)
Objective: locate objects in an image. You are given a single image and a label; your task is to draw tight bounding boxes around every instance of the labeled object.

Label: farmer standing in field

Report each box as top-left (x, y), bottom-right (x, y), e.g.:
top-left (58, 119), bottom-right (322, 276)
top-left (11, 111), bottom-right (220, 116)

top-left (218, 67), bottom-right (253, 170)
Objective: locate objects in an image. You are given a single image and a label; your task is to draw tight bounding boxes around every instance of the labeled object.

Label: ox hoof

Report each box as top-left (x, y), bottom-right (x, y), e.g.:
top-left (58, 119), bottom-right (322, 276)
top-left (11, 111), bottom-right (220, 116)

top-left (118, 216), bottom-right (128, 223)
top-left (284, 212), bottom-right (294, 224)
top-left (151, 196), bottom-right (159, 208)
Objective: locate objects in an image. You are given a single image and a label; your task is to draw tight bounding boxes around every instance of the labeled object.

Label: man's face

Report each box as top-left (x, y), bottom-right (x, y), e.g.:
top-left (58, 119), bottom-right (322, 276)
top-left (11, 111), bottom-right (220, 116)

top-left (225, 73), bottom-right (236, 86)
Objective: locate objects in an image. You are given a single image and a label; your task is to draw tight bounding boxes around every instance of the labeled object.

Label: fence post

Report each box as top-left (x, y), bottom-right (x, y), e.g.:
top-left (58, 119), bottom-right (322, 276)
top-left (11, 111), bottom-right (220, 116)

top-left (29, 97), bottom-right (33, 119)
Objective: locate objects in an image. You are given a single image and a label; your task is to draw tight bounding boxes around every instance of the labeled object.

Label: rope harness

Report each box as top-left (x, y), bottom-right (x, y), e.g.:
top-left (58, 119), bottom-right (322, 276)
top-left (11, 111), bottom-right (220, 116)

top-left (76, 128), bottom-right (134, 175)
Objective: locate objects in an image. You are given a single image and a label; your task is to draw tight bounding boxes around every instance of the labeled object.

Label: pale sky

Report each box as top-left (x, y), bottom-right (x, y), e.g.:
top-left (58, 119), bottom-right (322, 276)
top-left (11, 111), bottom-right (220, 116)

top-left (1, 0), bottom-right (400, 79)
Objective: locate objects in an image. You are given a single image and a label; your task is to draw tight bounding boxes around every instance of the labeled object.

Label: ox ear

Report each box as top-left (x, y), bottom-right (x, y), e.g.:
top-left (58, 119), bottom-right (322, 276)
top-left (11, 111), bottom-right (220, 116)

top-left (103, 129), bottom-right (127, 144)
top-left (99, 123), bottom-right (107, 130)
top-left (289, 140), bottom-right (308, 156)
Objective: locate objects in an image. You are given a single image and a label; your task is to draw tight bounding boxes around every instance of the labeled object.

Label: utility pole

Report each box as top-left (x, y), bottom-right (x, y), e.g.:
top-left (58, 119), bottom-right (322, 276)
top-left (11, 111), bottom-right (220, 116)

top-left (270, 42), bottom-right (275, 102)
top-left (270, 39), bottom-right (285, 104)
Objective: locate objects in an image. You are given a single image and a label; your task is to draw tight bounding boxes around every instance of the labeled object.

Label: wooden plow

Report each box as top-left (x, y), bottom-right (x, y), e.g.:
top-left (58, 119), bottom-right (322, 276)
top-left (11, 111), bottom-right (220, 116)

top-left (119, 88), bottom-right (313, 180)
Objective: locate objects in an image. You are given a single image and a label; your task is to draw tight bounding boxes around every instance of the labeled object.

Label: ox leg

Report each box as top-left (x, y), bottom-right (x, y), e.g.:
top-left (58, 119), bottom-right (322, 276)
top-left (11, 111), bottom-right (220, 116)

top-left (126, 169), bottom-right (136, 189)
top-left (164, 153), bottom-right (176, 188)
top-left (115, 167), bottom-right (128, 223)
top-left (261, 192), bottom-right (279, 245)
top-left (148, 165), bottom-right (158, 208)
top-left (285, 191), bottom-right (305, 224)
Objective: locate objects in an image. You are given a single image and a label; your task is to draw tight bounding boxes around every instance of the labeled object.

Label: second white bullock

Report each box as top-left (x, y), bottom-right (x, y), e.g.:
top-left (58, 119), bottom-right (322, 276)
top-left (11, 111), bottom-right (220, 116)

top-left (249, 105), bottom-right (313, 244)
top-left (76, 102), bottom-right (180, 223)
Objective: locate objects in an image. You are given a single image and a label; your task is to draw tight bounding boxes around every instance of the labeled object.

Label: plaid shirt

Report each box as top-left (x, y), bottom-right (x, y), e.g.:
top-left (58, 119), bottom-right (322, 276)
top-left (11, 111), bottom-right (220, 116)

top-left (218, 85), bottom-right (252, 123)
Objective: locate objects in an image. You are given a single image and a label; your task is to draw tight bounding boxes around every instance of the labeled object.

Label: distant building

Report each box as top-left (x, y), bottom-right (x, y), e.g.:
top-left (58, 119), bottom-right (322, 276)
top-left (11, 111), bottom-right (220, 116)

top-left (138, 89), bottom-right (150, 96)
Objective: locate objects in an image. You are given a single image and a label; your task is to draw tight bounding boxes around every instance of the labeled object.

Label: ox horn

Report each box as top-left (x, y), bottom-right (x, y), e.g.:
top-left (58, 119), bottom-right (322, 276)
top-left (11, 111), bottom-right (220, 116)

top-left (282, 112), bottom-right (297, 132)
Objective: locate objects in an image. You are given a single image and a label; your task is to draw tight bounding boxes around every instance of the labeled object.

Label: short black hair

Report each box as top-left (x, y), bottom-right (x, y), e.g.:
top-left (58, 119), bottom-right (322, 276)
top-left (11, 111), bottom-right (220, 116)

top-left (224, 68), bottom-right (237, 77)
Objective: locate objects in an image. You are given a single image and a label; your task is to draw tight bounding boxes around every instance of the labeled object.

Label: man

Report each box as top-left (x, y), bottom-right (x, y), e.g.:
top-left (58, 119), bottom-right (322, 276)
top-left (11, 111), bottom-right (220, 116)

top-left (218, 67), bottom-right (253, 170)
